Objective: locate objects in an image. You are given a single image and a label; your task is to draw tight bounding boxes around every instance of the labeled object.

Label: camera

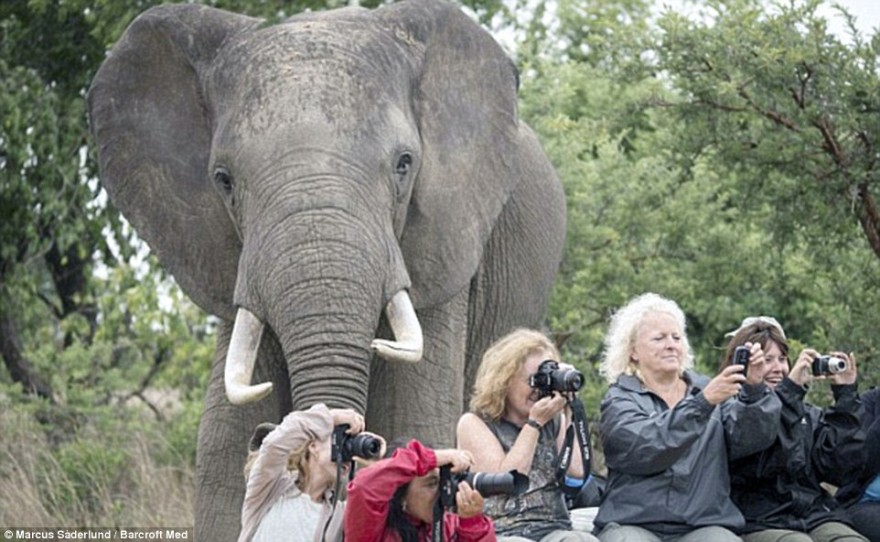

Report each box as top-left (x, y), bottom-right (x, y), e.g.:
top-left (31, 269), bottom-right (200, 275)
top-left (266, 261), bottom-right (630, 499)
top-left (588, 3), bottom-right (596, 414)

top-left (732, 346), bottom-right (750, 376)
top-left (529, 360), bottom-right (584, 399)
top-left (331, 424), bottom-right (381, 463)
top-left (811, 355), bottom-right (847, 376)
top-left (438, 468), bottom-right (528, 509)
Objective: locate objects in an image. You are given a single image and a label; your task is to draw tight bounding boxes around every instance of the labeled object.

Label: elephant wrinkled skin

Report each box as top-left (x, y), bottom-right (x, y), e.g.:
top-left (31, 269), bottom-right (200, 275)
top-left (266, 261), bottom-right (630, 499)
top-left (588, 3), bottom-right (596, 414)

top-left (88, 0), bottom-right (566, 539)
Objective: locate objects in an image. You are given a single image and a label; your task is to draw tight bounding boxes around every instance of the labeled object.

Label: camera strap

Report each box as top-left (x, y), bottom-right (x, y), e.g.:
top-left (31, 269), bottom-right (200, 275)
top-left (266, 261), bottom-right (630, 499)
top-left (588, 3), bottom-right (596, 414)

top-left (431, 466), bottom-right (450, 542)
top-left (555, 396), bottom-right (592, 507)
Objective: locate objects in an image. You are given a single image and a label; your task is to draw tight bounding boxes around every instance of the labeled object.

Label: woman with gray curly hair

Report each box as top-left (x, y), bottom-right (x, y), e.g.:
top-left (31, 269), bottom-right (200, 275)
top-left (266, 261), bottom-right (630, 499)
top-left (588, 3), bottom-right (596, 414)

top-left (594, 293), bottom-right (781, 542)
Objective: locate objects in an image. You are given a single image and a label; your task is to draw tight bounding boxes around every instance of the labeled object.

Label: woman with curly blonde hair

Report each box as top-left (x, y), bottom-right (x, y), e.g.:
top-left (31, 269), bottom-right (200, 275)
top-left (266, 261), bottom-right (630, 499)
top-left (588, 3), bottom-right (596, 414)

top-left (458, 328), bottom-right (596, 542)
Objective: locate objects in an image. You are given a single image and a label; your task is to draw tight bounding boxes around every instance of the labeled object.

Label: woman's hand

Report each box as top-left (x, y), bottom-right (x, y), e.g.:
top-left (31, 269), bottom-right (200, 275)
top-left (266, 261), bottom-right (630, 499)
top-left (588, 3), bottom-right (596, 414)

top-left (703, 364), bottom-right (747, 405)
top-left (788, 349), bottom-right (818, 388)
top-left (454, 481), bottom-right (485, 519)
top-left (434, 449), bottom-right (474, 473)
top-left (744, 342), bottom-right (769, 386)
top-left (529, 393), bottom-right (567, 427)
top-left (330, 409), bottom-right (365, 433)
top-left (829, 351), bottom-right (858, 386)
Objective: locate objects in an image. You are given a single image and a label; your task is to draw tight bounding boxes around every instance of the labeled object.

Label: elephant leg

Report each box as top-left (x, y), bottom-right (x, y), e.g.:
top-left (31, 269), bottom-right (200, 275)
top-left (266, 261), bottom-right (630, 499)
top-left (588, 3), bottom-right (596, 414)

top-left (367, 288), bottom-right (469, 448)
top-left (195, 322), bottom-right (290, 542)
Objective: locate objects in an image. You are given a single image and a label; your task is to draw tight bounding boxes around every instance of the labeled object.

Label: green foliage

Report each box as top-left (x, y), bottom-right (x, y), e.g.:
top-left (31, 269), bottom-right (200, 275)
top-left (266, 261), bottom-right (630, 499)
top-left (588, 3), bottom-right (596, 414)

top-left (515, 0), bottom-right (880, 406)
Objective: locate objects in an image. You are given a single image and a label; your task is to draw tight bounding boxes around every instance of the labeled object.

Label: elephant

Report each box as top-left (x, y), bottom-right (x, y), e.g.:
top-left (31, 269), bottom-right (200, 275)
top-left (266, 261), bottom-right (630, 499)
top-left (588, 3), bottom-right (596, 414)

top-left (87, 0), bottom-right (565, 539)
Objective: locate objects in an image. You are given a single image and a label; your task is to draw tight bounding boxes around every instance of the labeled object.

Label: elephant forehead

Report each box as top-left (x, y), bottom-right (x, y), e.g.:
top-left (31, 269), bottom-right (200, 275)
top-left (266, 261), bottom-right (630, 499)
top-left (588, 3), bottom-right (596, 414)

top-left (212, 22), bottom-right (414, 104)
top-left (210, 54), bottom-right (413, 143)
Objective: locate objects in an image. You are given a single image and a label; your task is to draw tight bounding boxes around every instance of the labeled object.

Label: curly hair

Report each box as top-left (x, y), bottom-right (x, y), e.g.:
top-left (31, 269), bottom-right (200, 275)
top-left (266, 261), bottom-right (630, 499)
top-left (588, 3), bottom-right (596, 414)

top-left (469, 328), bottom-right (559, 421)
top-left (599, 292), bottom-right (693, 384)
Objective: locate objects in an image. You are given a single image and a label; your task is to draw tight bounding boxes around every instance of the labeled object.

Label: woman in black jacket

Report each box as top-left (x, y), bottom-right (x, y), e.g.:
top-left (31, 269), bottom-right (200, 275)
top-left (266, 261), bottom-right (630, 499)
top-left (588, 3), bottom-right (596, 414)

top-left (837, 387), bottom-right (880, 541)
top-left (722, 317), bottom-right (867, 542)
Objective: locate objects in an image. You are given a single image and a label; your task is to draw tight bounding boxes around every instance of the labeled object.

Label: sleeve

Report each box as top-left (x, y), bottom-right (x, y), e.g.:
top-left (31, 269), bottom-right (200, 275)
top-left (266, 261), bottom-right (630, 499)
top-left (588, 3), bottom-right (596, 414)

top-left (240, 404), bottom-right (334, 530)
top-left (863, 390), bottom-right (880, 477)
top-left (444, 512), bottom-right (495, 542)
top-left (344, 440), bottom-right (437, 542)
top-left (723, 382), bottom-right (782, 460)
top-left (599, 386), bottom-right (716, 476)
top-left (813, 384), bottom-right (866, 487)
top-left (734, 377), bottom-right (809, 480)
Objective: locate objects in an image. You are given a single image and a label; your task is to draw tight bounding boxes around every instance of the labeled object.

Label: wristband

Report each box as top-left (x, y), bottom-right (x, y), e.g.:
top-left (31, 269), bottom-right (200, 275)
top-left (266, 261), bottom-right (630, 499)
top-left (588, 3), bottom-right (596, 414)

top-left (526, 418), bottom-right (543, 430)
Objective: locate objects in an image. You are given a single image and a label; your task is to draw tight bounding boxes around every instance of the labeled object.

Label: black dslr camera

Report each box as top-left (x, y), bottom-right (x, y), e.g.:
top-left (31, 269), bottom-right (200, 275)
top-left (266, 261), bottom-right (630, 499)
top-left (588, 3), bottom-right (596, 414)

top-left (529, 360), bottom-right (584, 399)
top-left (732, 346), bottom-right (750, 376)
top-left (330, 424), bottom-right (381, 463)
top-left (811, 355), bottom-right (847, 376)
top-left (438, 467), bottom-right (528, 509)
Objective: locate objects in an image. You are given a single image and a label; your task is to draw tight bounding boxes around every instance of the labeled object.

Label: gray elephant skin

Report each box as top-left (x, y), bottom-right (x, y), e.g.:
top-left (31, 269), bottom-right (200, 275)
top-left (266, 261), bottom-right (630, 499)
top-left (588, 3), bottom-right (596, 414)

top-left (88, 0), bottom-right (565, 538)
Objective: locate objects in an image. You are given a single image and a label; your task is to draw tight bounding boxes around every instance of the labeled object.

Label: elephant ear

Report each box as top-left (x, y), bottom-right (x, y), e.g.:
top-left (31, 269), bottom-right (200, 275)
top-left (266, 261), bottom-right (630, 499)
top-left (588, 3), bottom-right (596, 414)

top-left (388, 0), bottom-right (525, 309)
top-left (88, 5), bottom-right (261, 320)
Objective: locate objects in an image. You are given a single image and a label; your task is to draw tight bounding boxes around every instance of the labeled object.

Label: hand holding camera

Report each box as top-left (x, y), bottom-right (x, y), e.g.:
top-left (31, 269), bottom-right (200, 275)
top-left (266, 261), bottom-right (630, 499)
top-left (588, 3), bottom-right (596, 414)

top-left (732, 342), bottom-right (768, 386)
top-left (453, 481), bottom-right (485, 519)
top-left (331, 423), bottom-right (383, 464)
top-left (438, 465), bottom-right (528, 511)
top-left (330, 409), bottom-right (365, 435)
top-left (819, 351), bottom-right (857, 385)
top-left (434, 448), bottom-right (474, 473)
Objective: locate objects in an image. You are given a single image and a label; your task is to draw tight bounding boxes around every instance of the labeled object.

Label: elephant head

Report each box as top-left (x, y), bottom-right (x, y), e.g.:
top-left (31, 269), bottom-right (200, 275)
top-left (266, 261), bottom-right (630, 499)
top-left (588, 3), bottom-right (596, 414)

top-left (89, 0), bottom-right (565, 538)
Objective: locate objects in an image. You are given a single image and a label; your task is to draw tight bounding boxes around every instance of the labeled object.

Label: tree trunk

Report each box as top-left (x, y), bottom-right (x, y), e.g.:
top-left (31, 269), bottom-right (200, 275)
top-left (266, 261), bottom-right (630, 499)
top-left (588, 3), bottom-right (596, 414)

top-left (0, 309), bottom-right (55, 402)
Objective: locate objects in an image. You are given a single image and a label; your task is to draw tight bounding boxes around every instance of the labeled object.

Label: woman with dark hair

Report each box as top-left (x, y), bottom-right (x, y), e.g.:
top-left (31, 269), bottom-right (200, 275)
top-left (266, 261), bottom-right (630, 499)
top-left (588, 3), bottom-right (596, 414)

top-left (344, 439), bottom-right (496, 542)
top-left (722, 317), bottom-right (867, 542)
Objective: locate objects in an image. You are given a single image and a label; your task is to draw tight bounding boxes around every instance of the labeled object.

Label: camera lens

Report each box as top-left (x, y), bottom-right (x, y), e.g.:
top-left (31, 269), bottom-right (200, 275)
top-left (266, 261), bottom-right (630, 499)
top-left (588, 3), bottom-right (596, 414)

top-left (349, 434), bottom-right (381, 459)
top-left (552, 367), bottom-right (584, 393)
top-left (466, 471), bottom-right (528, 497)
top-left (811, 355), bottom-right (847, 376)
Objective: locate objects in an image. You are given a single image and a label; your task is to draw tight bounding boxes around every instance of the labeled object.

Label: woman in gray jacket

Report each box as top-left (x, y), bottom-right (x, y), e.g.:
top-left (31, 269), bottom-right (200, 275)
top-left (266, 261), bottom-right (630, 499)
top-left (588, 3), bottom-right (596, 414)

top-left (594, 293), bottom-right (781, 542)
top-left (238, 404), bottom-right (375, 542)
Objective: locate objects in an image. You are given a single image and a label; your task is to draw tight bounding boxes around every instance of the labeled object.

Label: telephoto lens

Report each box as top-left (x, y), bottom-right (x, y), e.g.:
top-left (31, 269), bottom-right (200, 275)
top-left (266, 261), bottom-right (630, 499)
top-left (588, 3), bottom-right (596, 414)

top-left (811, 355), bottom-right (847, 376)
top-left (464, 470), bottom-right (529, 498)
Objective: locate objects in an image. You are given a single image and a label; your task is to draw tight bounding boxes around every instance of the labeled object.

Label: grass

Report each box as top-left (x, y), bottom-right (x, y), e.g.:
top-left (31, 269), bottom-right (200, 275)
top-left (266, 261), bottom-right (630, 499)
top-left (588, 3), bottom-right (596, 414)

top-left (0, 407), bottom-right (195, 527)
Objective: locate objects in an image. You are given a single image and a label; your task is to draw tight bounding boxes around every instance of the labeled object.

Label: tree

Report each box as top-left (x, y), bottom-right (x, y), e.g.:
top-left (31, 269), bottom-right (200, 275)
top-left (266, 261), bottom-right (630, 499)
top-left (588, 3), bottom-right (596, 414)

top-left (513, 0), bottom-right (880, 397)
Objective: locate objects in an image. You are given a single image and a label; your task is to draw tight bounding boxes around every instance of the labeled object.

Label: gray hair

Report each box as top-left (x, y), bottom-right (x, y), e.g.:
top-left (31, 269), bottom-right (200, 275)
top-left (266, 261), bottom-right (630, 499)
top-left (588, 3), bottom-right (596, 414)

top-left (599, 292), bottom-right (694, 384)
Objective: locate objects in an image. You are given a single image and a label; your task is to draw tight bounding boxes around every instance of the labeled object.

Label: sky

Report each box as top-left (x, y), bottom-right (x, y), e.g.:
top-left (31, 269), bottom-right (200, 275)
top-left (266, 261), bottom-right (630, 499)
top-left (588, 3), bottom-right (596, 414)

top-left (815, 0), bottom-right (879, 39)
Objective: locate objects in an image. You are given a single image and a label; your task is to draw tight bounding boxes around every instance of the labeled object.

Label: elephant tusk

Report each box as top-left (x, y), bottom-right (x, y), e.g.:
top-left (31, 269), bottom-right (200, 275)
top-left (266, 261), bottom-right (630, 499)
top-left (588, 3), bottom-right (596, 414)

top-left (225, 308), bottom-right (274, 404)
top-left (371, 290), bottom-right (424, 363)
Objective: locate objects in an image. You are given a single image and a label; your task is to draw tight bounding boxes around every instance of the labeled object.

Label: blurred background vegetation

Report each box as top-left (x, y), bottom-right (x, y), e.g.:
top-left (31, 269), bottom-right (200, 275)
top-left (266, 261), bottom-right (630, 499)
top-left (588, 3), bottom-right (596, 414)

top-left (1, 0), bottom-right (878, 526)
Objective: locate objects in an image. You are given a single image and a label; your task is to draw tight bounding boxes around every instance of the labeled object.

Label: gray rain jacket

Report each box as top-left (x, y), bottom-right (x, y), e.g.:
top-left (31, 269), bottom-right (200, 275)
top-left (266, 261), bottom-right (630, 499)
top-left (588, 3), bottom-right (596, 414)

top-left (594, 370), bottom-right (781, 535)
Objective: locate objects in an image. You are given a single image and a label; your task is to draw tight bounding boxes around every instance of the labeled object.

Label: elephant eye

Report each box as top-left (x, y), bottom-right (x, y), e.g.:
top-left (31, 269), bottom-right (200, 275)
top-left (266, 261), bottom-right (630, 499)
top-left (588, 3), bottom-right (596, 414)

top-left (213, 168), bottom-right (234, 196)
top-left (395, 153), bottom-right (412, 176)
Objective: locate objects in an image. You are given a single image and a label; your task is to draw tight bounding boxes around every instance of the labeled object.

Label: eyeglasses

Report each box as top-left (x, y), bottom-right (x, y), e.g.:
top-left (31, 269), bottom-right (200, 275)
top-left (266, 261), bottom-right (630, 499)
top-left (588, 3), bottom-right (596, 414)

top-left (725, 316), bottom-right (786, 339)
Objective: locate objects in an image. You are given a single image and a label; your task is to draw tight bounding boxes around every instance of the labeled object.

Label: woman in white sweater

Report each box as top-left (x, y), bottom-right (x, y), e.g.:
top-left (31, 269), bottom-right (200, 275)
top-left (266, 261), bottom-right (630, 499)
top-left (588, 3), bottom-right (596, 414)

top-left (238, 404), bottom-right (372, 542)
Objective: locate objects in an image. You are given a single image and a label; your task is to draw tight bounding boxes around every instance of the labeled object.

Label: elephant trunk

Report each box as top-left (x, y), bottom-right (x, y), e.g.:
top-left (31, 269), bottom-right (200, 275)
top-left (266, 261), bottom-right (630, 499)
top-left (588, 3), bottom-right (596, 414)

top-left (224, 207), bottom-right (422, 407)
top-left (225, 291), bottom-right (422, 405)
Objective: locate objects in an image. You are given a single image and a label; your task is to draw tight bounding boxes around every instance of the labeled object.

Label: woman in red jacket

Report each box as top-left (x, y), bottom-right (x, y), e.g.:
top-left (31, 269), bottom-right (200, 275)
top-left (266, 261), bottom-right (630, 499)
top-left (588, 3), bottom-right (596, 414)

top-left (344, 439), bottom-right (496, 542)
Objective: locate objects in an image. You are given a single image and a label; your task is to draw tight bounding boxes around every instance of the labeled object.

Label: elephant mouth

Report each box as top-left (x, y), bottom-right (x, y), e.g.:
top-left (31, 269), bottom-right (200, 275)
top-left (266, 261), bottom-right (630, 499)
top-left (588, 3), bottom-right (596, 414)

top-left (224, 289), bottom-right (423, 405)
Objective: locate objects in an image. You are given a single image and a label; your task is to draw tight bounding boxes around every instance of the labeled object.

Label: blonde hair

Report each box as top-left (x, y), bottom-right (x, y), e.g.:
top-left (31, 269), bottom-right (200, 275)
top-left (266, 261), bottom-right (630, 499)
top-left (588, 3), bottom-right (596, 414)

top-left (243, 440), bottom-right (312, 490)
top-left (599, 292), bottom-right (693, 384)
top-left (469, 328), bottom-right (560, 421)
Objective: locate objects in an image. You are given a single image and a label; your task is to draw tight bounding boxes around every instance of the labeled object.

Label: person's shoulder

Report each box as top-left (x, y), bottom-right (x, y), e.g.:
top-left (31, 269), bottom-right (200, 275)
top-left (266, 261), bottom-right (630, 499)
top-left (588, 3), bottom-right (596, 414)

top-left (863, 387), bottom-right (880, 410)
top-left (457, 411), bottom-right (490, 432)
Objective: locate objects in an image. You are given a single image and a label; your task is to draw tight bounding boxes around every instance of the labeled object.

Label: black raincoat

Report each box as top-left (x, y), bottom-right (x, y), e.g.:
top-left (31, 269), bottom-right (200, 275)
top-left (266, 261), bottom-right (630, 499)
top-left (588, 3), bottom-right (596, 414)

top-left (730, 378), bottom-right (865, 533)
